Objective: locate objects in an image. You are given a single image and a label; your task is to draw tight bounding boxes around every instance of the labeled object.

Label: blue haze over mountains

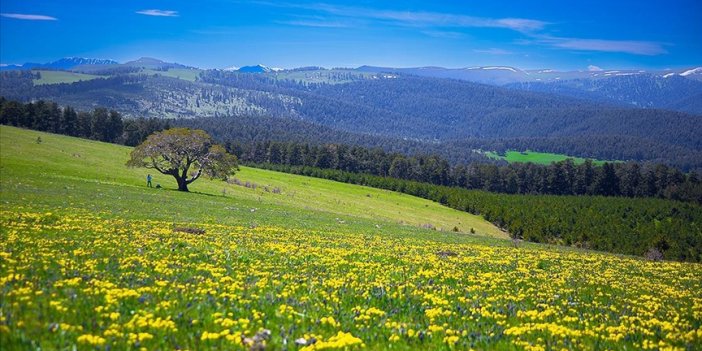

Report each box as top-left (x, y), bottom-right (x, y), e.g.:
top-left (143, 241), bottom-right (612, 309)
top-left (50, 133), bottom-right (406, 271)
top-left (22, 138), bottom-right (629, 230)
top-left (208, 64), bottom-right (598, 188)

top-left (4, 56), bottom-right (700, 114)
top-left (2, 56), bottom-right (702, 171)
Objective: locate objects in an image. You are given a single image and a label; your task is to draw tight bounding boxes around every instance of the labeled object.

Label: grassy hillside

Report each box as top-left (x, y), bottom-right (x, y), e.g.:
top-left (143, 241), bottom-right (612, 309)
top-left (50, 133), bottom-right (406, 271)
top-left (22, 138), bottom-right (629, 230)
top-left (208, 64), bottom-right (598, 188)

top-left (33, 70), bottom-right (100, 85)
top-left (1, 126), bottom-right (700, 350)
top-left (485, 150), bottom-right (609, 165)
top-left (141, 68), bottom-right (202, 82)
top-left (33, 68), bottom-right (202, 86)
top-left (0, 126), bottom-right (504, 238)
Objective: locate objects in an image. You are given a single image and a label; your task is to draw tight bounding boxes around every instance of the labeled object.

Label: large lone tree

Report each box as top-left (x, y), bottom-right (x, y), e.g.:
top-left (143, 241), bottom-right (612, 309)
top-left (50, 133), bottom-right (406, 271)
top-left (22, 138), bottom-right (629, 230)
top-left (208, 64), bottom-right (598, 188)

top-left (127, 128), bottom-right (238, 192)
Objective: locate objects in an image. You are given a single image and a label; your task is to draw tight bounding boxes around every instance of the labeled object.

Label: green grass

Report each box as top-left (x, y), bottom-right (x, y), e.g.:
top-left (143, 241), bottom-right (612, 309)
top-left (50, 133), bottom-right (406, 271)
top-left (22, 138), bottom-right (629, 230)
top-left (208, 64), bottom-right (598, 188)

top-left (142, 68), bottom-right (202, 82)
top-left (1, 126), bottom-right (700, 351)
top-left (485, 150), bottom-right (610, 165)
top-left (33, 68), bottom-right (202, 85)
top-left (2, 128), bottom-right (701, 351)
top-left (0, 126), bottom-right (505, 240)
top-left (32, 70), bottom-right (100, 85)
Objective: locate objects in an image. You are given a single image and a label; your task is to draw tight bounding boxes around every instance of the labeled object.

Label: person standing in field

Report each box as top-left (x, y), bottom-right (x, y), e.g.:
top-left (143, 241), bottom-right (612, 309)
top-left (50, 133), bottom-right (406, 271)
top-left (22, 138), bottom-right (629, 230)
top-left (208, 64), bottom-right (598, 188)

top-left (147, 174), bottom-right (153, 188)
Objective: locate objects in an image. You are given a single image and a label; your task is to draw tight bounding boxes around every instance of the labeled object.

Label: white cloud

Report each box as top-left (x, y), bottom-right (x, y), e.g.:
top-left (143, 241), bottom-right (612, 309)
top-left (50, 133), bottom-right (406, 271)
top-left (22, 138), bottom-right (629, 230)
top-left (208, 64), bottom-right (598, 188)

top-left (537, 36), bottom-right (666, 56)
top-left (588, 65), bottom-right (603, 71)
top-left (422, 30), bottom-right (464, 39)
top-left (250, 2), bottom-right (548, 33)
top-left (493, 18), bottom-right (546, 32)
top-left (136, 9), bottom-right (179, 17)
top-left (1, 13), bottom-right (57, 21)
top-left (252, 1), bottom-right (668, 56)
top-left (473, 48), bottom-right (513, 55)
top-left (321, 6), bottom-right (548, 33)
top-left (276, 20), bottom-right (349, 28)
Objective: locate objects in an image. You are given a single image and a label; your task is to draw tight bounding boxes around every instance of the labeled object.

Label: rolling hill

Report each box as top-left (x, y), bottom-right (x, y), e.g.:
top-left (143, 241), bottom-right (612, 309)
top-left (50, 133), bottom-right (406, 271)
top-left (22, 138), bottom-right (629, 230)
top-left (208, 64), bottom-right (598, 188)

top-left (0, 125), bottom-right (504, 238)
top-left (2, 126), bottom-right (701, 351)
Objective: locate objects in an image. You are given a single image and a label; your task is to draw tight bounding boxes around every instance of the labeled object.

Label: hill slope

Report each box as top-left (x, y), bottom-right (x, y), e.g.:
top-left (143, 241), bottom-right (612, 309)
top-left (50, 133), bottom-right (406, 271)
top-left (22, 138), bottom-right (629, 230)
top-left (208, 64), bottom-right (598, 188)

top-left (506, 74), bottom-right (702, 115)
top-left (0, 126), bottom-right (504, 238)
top-left (1, 129), bottom-right (701, 351)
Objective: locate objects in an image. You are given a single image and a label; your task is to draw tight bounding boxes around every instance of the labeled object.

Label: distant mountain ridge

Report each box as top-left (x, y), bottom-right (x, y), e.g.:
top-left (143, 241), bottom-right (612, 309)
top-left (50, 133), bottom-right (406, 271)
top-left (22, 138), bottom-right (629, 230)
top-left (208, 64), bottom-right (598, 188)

top-left (237, 64), bottom-right (273, 73)
top-left (0, 57), bottom-right (193, 72)
top-left (356, 65), bottom-right (702, 84)
top-left (506, 74), bottom-right (702, 114)
top-left (234, 64), bottom-right (284, 73)
top-left (0, 57), bottom-right (119, 71)
top-left (355, 65), bottom-right (702, 114)
top-left (4, 56), bottom-right (699, 82)
top-left (2, 63), bottom-right (702, 170)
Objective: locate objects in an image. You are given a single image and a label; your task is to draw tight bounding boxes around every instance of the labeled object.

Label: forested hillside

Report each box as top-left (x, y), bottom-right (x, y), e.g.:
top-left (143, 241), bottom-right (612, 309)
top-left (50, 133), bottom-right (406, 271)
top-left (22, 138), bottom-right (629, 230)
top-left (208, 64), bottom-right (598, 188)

top-left (507, 74), bottom-right (702, 114)
top-left (2, 68), bottom-right (702, 171)
top-left (232, 140), bottom-right (702, 204)
top-left (256, 164), bottom-right (702, 262)
top-left (4, 97), bottom-right (698, 203)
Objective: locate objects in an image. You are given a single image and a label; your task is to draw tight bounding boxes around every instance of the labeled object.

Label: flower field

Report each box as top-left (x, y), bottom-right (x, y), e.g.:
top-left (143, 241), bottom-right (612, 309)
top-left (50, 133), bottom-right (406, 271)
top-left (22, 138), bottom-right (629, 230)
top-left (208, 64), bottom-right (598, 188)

top-left (2, 208), bottom-right (700, 350)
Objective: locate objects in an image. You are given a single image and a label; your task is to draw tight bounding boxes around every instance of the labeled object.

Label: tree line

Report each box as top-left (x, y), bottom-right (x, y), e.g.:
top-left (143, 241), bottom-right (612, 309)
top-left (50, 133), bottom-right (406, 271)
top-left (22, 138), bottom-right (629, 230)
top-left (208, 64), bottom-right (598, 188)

top-left (2, 97), bottom-right (698, 261)
top-left (0, 97), bottom-right (170, 146)
top-left (176, 116), bottom-right (497, 166)
top-left (230, 141), bottom-right (702, 204)
top-left (2, 97), bottom-right (699, 204)
top-left (252, 164), bottom-right (702, 263)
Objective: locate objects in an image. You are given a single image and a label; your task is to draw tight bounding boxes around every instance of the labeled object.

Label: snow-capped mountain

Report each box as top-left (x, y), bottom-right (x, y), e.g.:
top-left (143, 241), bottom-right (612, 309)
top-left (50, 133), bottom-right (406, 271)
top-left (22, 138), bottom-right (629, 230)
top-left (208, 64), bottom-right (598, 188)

top-left (357, 65), bottom-right (702, 85)
top-left (237, 64), bottom-right (275, 73)
top-left (681, 67), bottom-right (702, 77)
top-left (357, 65), bottom-right (529, 85)
top-left (0, 57), bottom-right (119, 71)
top-left (220, 64), bottom-right (285, 73)
top-left (54, 57), bottom-right (119, 68)
top-left (661, 67), bottom-right (702, 81)
top-left (355, 64), bottom-right (702, 114)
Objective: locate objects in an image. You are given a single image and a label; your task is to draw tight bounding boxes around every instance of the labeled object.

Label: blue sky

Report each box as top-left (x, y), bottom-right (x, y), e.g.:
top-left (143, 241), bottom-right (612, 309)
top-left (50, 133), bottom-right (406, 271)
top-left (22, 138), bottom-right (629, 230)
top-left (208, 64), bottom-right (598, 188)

top-left (1, 0), bottom-right (700, 70)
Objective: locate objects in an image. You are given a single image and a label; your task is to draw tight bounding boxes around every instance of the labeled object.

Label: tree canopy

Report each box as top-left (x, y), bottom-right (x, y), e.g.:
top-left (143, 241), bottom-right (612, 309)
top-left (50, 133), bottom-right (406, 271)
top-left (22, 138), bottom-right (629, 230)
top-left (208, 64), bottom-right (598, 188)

top-left (127, 128), bottom-right (238, 191)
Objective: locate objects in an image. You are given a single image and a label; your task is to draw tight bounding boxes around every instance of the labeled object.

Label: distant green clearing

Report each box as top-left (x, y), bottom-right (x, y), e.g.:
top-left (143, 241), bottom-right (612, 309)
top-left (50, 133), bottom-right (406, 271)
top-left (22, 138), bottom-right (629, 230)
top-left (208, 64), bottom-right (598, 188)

top-left (33, 68), bottom-right (202, 85)
top-left (142, 68), bottom-right (202, 82)
top-left (32, 70), bottom-right (100, 85)
top-left (485, 150), bottom-right (610, 165)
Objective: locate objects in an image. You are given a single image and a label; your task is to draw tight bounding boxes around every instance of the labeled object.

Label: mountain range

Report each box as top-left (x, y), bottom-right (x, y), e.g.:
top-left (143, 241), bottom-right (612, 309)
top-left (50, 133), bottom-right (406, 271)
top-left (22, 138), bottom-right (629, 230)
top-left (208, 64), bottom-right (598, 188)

top-left (1, 56), bottom-right (701, 171)
top-left (357, 65), bottom-right (702, 84)
top-left (0, 57), bottom-right (119, 71)
top-left (5, 56), bottom-right (700, 81)
top-left (357, 65), bottom-right (702, 113)
top-left (4, 57), bottom-right (700, 114)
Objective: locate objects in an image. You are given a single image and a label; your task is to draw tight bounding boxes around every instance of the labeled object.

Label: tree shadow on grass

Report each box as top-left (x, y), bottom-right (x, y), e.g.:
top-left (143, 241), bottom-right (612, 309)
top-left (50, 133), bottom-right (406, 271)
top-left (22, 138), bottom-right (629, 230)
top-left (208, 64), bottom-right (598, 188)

top-left (156, 186), bottom-right (225, 198)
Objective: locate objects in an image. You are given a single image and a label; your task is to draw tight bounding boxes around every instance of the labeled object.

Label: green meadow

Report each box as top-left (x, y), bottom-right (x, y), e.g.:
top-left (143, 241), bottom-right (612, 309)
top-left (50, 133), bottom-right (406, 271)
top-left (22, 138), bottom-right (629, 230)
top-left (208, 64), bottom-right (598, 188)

top-left (0, 126), bottom-right (504, 240)
top-left (1, 126), bottom-right (700, 351)
top-left (32, 68), bottom-right (202, 86)
top-left (141, 68), bottom-right (202, 82)
top-left (485, 150), bottom-right (610, 165)
top-left (32, 70), bottom-right (100, 85)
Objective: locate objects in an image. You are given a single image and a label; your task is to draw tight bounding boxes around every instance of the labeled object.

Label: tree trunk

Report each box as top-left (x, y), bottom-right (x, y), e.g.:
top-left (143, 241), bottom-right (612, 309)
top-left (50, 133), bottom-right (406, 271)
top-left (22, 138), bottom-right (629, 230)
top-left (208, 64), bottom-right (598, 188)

top-left (175, 176), bottom-right (189, 192)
